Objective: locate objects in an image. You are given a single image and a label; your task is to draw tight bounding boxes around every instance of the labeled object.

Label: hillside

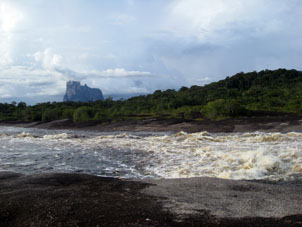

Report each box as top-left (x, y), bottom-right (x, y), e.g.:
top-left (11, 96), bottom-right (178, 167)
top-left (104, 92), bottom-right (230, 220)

top-left (1, 68), bottom-right (302, 123)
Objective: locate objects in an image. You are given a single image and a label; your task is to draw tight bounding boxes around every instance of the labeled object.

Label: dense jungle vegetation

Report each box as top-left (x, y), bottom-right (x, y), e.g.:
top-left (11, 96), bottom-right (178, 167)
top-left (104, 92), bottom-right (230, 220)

top-left (1, 68), bottom-right (302, 123)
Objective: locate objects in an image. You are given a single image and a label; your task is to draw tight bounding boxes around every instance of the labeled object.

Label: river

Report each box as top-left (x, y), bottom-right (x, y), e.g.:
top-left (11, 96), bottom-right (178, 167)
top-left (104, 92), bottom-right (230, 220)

top-left (0, 126), bottom-right (301, 181)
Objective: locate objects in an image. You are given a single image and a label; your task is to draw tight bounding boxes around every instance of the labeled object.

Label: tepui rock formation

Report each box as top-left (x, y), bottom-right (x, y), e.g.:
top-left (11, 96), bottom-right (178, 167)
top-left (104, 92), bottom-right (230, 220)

top-left (63, 81), bottom-right (104, 102)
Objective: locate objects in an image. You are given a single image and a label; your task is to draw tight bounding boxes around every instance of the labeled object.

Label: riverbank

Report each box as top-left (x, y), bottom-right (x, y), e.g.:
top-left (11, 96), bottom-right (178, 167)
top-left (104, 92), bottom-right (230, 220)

top-left (2, 114), bottom-right (302, 133)
top-left (2, 116), bottom-right (302, 226)
top-left (0, 172), bottom-right (302, 226)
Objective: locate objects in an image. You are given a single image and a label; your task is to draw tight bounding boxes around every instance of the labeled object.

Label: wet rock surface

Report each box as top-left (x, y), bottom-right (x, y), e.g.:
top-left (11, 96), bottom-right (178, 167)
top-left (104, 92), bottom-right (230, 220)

top-left (3, 114), bottom-right (302, 133)
top-left (0, 172), bottom-right (174, 227)
top-left (0, 172), bottom-right (302, 226)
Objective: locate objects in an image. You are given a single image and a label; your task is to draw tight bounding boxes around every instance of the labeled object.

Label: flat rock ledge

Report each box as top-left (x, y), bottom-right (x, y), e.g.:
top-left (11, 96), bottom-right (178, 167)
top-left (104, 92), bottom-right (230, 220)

top-left (3, 114), bottom-right (302, 133)
top-left (0, 172), bottom-right (302, 226)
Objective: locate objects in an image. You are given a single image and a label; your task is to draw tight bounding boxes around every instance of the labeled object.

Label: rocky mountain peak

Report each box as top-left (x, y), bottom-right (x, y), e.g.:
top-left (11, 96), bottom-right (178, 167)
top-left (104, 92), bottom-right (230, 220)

top-left (63, 81), bottom-right (104, 102)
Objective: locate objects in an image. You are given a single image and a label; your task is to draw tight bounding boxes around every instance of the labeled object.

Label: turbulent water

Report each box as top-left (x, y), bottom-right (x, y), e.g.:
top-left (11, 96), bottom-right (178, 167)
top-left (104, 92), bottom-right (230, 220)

top-left (0, 126), bottom-right (302, 181)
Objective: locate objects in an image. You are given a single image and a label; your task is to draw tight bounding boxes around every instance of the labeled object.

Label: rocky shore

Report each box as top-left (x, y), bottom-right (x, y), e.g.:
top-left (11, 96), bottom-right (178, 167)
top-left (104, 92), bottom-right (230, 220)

top-left (2, 114), bottom-right (302, 133)
top-left (0, 172), bottom-right (302, 226)
top-left (1, 116), bottom-right (302, 226)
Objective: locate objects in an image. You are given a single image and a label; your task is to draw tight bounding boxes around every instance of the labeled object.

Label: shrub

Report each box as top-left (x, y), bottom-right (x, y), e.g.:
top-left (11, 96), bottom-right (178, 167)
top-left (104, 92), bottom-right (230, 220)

top-left (22, 109), bottom-right (42, 122)
top-left (202, 99), bottom-right (247, 119)
top-left (61, 109), bottom-right (74, 119)
top-left (73, 107), bottom-right (96, 123)
top-left (42, 109), bottom-right (60, 122)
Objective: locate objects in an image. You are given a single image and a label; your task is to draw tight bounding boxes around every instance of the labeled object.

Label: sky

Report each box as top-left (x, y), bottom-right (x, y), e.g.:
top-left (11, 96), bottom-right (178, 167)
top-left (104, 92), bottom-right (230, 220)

top-left (0, 0), bottom-right (302, 104)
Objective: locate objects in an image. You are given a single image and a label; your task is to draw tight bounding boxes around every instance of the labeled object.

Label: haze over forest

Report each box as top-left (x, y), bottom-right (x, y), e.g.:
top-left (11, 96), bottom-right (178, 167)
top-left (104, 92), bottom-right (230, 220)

top-left (0, 0), bottom-right (302, 104)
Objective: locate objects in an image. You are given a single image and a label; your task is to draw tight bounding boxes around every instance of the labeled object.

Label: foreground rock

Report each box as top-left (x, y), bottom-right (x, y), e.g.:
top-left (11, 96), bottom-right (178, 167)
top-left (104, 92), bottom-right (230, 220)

top-left (0, 172), bottom-right (302, 226)
top-left (0, 172), bottom-right (174, 227)
top-left (144, 177), bottom-right (302, 221)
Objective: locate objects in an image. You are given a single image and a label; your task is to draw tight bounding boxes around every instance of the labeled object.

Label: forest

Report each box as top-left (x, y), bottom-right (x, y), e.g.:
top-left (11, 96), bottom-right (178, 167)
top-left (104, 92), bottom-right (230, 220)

top-left (1, 68), bottom-right (302, 123)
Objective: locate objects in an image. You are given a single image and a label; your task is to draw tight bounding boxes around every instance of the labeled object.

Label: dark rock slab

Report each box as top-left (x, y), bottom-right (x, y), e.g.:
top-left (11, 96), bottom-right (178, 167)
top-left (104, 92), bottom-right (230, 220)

top-left (1, 172), bottom-right (302, 226)
top-left (143, 177), bottom-right (302, 220)
top-left (2, 115), bottom-right (302, 133)
top-left (0, 172), bottom-right (175, 227)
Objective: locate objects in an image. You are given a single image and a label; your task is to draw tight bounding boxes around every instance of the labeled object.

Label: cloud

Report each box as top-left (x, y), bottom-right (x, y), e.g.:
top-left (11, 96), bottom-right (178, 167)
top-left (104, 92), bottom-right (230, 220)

top-left (99, 68), bottom-right (151, 77)
top-left (143, 0), bottom-right (302, 83)
top-left (54, 67), bottom-right (152, 80)
top-left (33, 48), bottom-right (63, 70)
top-left (165, 0), bottom-right (290, 43)
top-left (44, 25), bottom-right (92, 33)
top-left (0, 65), bottom-right (66, 97)
top-left (1, 0), bottom-right (302, 104)
top-left (0, 49), bottom-right (155, 102)
top-left (0, 1), bottom-right (24, 66)
top-left (112, 14), bottom-right (135, 25)
top-left (75, 53), bottom-right (93, 60)
top-left (0, 1), bottom-right (23, 32)
top-left (194, 77), bottom-right (210, 83)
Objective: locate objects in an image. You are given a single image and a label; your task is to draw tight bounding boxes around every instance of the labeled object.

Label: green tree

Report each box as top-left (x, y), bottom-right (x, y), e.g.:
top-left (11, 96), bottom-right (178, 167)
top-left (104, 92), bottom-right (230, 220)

top-left (202, 99), bottom-right (247, 119)
top-left (61, 109), bottom-right (74, 119)
top-left (42, 109), bottom-right (60, 122)
top-left (73, 107), bottom-right (96, 122)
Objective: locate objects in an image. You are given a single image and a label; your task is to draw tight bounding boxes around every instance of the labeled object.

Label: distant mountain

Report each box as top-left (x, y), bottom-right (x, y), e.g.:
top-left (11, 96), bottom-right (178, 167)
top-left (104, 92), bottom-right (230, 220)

top-left (2, 68), bottom-right (302, 123)
top-left (63, 81), bottom-right (104, 102)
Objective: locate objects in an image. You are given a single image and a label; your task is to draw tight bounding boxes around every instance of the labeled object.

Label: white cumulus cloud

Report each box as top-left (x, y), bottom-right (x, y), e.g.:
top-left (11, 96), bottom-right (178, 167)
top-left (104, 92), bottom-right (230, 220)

top-left (33, 48), bottom-right (63, 70)
top-left (0, 1), bottom-right (24, 66)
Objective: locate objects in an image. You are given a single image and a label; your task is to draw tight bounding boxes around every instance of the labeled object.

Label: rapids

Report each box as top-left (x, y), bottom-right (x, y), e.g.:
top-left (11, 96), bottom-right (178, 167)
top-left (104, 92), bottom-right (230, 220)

top-left (0, 126), bottom-right (301, 180)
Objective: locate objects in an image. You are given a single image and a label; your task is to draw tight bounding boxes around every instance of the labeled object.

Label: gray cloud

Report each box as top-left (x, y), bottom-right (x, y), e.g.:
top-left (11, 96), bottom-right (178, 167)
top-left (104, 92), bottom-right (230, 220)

top-left (0, 0), bottom-right (302, 103)
top-left (54, 67), bottom-right (152, 80)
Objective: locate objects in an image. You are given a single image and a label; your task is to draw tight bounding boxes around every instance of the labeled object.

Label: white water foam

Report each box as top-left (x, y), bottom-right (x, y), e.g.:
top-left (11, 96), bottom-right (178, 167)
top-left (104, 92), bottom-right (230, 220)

top-left (1, 127), bottom-right (302, 180)
top-left (83, 131), bottom-right (302, 180)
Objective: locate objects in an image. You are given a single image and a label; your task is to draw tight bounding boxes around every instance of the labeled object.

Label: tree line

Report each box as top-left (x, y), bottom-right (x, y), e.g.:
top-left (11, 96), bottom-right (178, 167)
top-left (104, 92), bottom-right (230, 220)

top-left (1, 68), bottom-right (302, 123)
